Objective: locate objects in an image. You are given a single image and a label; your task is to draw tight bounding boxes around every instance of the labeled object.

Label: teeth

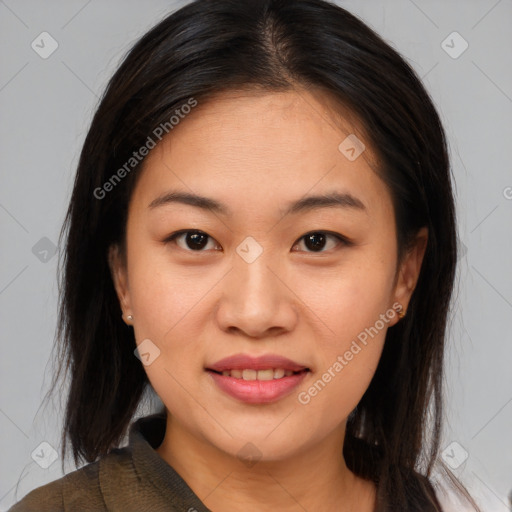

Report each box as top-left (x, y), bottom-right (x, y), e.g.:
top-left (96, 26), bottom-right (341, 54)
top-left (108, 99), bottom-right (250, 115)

top-left (273, 368), bottom-right (285, 379)
top-left (254, 369), bottom-right (274, 381)
top-left (219, 368), bottom-right (300, 380)
top-left (242, 369), bottom-right (257, 380)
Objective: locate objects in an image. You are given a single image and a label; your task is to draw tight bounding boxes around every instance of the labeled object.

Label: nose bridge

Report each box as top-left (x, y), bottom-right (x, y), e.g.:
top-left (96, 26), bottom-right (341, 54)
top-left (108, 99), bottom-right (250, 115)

top-left (236, 251), bottom-right (274, 300)
top-left (234, 235), bottom-right (277, 296)
top-left (216, 239), bottom-right (297, 337)
top-left (233, 243), bottom-right (279, 312)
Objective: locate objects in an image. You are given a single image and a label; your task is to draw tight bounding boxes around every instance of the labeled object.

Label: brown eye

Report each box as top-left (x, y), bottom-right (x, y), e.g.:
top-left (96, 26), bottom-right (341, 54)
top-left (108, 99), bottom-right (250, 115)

top-left (166, 230), bottom-right (220, 251)
top-left (293, 231), bottom-right (347, 253)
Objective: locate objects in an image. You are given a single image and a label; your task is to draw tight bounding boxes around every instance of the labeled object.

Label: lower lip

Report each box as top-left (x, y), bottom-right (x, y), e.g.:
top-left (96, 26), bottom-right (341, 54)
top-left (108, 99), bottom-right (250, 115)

top-left (207, 370), bottom-right (309, 404)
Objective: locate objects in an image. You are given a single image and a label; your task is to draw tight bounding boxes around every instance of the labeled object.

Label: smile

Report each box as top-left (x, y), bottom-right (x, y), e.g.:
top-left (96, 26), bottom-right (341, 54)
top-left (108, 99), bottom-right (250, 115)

top-left (216, 368), bottom-right (298, 380)
top-left (205, 353), bottom-right (311, 403)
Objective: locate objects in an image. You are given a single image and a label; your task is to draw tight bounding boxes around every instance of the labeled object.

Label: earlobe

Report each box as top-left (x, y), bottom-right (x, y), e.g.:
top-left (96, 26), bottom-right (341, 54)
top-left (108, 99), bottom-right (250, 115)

top-left (108, 244), bottom-right (132, 322)
top-left (392, 227), bottom-right (428, 321)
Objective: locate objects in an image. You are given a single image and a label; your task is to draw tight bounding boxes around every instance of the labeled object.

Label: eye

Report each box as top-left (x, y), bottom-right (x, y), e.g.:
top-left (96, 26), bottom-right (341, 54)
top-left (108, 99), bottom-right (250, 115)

top-left (164, 230), bottom-right (349, 253)
top-left (165, 230), bottom-right (220, 251)
top-left (292, 231), bottom-right (348, 253)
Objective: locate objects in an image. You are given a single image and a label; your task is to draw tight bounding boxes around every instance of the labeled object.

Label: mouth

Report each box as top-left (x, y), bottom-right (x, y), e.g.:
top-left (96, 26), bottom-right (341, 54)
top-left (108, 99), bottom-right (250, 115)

top-left (207, 368), bottom-right (309, 380)
top-left (205, 354), bottom-right (311, 404)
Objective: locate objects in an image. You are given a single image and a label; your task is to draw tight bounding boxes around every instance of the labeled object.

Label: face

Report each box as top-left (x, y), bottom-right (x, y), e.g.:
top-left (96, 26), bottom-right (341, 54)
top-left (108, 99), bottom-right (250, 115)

top-left (110, 89), bottom-right (426, 462)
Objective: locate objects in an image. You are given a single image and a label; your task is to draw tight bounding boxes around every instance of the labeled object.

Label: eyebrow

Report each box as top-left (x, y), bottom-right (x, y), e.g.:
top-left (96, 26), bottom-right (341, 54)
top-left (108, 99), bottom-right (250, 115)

top-left (147, 190), bottom-right (367, 216)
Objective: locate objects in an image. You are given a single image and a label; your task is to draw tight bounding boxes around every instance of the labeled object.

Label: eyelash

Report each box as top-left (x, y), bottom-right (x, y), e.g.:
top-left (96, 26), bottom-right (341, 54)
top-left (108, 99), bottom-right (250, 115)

top-left (163, 230), bottom-right (352, 253)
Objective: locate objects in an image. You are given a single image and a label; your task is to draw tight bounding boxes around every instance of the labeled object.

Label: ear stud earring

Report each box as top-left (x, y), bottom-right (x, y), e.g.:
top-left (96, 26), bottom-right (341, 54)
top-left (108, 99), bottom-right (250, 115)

top-left (397, 308), bottom-right (406, 319)
top-left (127, 315), bottom-right (133, 321)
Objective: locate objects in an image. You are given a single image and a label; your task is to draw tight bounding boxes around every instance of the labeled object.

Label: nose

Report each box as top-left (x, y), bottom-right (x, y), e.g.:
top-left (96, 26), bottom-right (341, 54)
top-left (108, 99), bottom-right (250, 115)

top-left (215, 251), bottom-right (298, 339)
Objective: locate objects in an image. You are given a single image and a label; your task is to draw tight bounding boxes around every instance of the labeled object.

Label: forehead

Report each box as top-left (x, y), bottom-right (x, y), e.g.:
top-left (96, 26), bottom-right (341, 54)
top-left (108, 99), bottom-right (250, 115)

top-left (129, 89), bottom-right (391, 221)
top-left (155, 88), bottom-right (375, 162)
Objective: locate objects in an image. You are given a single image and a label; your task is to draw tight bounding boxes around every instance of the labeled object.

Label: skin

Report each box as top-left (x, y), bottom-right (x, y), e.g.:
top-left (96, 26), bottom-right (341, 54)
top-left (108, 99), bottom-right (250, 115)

top-left (109, 89), bottom-right (427, 512)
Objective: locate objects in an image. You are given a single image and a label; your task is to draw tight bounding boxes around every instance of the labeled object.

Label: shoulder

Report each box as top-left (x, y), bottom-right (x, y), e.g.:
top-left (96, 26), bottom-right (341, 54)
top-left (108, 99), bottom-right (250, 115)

top-left (8, 448), bottom-right (131, 512)
top-left (7, 475), bottom-right (66, 512)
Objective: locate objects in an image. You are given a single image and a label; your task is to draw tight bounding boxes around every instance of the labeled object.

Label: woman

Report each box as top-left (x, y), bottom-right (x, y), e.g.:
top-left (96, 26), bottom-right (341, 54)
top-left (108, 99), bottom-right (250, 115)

top-left (9, 0), bottom-right (480, 510)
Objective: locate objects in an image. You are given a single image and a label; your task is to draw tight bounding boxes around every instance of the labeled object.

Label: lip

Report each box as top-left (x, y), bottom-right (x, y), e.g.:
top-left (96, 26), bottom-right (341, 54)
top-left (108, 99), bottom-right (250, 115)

top-left (207, 369), bottom-right (309, 404)
top-left (205, 353), bottom-right (310, 404)
top-left (206, 353), bottom-right (309, 373)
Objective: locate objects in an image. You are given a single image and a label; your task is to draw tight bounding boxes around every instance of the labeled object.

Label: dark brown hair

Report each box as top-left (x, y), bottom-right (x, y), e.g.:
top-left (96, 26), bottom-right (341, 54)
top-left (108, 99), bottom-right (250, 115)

top-left (43, 0), bottom-right (479, 510)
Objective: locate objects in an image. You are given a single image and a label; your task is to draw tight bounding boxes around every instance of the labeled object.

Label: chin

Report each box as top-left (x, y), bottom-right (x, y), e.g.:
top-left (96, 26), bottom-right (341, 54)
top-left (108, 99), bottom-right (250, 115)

top-left (202, 423), bottom-right (310, 464)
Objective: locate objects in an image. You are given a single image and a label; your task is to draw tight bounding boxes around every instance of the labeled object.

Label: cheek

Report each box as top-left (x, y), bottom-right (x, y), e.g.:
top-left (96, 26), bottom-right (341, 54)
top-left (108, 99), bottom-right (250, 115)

top-left (127, 244), bottom-right (221, 342)
top-left (292, 250), bottom-right (396, 345)
top-left (126, 248), bottom-right (220, 402)
top-left (293, 283), bottom-right (390, 438)
top-left (290, 254), bottom-right (395, 421)
top-left (126, 255), bottom-right (213, 416)
top-left (294, 335), bottom-right (384, 448)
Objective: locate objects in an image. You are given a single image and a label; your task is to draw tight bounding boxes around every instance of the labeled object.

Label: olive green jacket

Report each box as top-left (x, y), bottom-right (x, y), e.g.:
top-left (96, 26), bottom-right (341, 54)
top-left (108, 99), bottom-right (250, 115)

top-left (8, 414), bottom-right (211, 512)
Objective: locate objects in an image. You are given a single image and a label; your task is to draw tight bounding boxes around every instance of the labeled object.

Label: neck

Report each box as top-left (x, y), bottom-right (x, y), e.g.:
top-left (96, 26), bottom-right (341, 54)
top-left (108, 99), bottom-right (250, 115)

top-left (156, 414), bottom-right (376, 512)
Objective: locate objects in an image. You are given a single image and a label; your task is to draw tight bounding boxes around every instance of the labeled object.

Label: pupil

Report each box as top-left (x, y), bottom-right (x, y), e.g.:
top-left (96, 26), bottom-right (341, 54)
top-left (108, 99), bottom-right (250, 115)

top-left (187, 231), bottom-right (208, 250)
top-left (305, 233), bottom-right (326, 251)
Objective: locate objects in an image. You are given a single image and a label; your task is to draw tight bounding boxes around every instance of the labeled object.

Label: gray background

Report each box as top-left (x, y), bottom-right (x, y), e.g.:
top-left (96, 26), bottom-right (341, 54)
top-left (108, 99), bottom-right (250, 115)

top-left (1, 0), bottom-right (511, 510)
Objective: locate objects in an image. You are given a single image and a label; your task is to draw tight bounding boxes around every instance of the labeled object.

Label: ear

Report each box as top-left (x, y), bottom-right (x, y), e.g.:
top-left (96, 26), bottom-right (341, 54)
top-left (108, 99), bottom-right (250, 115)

top-left (108, 244), bottom-right (133, 323)
top-left (390, 227), bottom-right (428, 325)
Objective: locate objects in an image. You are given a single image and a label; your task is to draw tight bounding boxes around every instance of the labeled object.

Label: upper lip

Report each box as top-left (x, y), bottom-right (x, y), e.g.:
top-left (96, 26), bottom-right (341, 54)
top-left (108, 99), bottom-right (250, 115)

top-left (206, 354), bottom-right (309, 373)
